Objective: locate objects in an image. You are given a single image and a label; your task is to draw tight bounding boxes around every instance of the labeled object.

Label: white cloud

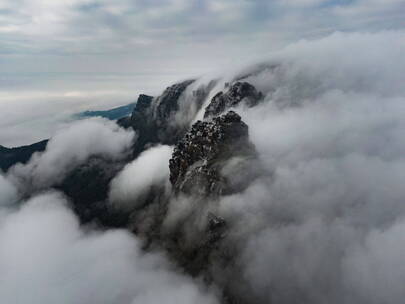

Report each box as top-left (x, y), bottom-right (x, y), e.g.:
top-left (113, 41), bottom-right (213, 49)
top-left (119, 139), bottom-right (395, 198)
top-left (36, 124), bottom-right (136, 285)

top-left (0, 191), bottom-right (218, 304)
top-left (109, 145), bottom-right (173, 209)
top-left (0, 174), bottom-right (18, 206)
top-left (223, 31), bottom-right (405, 304)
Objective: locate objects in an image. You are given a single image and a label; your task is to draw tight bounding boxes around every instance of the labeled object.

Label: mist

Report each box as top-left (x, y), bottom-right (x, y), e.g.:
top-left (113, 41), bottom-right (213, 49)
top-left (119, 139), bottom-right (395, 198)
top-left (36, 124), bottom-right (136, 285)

top-left (0, 191), bottom-right (218, 304)
top-left (109, 145), bottom-right (173, 209)
top-left (0, 174), bottom-right (17, 207)
top-left (8, 117), bottom-right (135, 192)
top-left (202, 31), bottom-right (405, 304)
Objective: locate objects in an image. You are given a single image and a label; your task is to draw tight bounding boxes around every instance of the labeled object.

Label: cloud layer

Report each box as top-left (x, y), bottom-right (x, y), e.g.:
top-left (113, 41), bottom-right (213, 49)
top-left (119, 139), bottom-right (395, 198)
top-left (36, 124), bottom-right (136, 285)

top-left (8, 117), bottom-right (135, 192)
top-left (205, 31), bottom-right (405, 304)
top-left (0, 191), bottom-right (218, 304)
top-left (0, 174), bottom-right (17, 206)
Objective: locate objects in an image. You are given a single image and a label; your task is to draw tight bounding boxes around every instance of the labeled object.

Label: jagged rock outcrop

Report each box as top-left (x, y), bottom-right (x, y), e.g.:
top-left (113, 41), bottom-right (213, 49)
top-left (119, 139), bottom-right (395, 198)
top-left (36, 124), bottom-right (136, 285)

top-left (169, 111), bottom-right (257, 196)
top-left (120, 80), bottom-right (220, 155)
top-left (152, 79), bottom-right (196, 144)
top-left (152, 80), bottom-right (195, 128)
top-left (119, 81), bottom-right (197, 153)
top-left (118, 94), bottom-right (158, 155)
top-left (118, 95), bottom-right (153, 130)
top-left (204, 82), bottom-right (263, 119)
top-left (128, 94), bottom-right (154, 127)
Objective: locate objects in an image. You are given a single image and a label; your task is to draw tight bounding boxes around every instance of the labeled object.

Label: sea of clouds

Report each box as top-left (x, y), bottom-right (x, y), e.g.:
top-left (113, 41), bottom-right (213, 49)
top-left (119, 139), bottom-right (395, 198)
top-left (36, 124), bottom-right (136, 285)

top-left (1, 30), bottom-right (405, 304)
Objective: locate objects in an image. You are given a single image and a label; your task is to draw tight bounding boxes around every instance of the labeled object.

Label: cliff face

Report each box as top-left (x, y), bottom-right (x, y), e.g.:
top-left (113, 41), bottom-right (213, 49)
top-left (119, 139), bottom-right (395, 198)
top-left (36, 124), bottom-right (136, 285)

top-left (119, 80), bottom-right (196, 151)
top-left (152, 80), bottom-right (195, 131)
top-left (118, 94), bottom-right (157, 155)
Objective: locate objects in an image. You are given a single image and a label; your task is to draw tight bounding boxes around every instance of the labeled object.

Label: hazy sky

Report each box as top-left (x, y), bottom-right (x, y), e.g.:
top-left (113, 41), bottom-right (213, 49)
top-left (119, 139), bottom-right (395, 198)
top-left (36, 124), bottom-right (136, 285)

top-left (1, 0), bottom-right (405, 145)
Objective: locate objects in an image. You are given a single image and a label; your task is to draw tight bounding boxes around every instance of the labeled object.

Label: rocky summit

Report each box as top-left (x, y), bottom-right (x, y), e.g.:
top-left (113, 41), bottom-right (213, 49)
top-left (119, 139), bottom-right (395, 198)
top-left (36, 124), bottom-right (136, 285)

top-left (204, 81), bottom-right (263, 118)
top-left (169, 111), bottom-right (257, 196)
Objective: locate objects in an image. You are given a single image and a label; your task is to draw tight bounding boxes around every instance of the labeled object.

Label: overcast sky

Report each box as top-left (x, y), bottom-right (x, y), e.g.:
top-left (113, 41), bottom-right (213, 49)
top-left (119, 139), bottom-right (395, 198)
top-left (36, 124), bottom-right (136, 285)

top-left (2, 0), bottom-right (404, 86)
top-left (1, 0), bottom-right (405, 145)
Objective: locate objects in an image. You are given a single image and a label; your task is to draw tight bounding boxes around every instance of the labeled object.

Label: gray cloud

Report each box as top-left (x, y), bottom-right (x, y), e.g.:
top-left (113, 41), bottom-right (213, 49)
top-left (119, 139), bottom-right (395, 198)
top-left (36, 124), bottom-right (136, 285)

top-left (0, 191), bottom-right (219, 304)
top-left (1, 0), bottom-right (404, 77)
top-left (0, 174), bottom-right (18, 206)
top-left (2, 0), bottom-right (404, 51)
top-left (220, 31), bottom-right (405, 304)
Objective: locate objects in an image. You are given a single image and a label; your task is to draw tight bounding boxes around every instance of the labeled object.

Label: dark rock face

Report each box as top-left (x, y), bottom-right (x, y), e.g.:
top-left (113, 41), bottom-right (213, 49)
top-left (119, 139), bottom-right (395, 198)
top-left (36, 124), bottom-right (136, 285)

top-left (117, 94), bottom-right (153, 128)
top-left (134, 94), bottom-right (153, 113)
top-left (190, 80), bottom-right (218, 113)
top-left (118, 94), bottom-right (158, 156)
top-left (169, 111), bottom-right (256, 196)
top-left (0, 140), bottom-right (48, 172)
top-left (152, 80), bottom-right (195, 144)
top-left (206, 212), bottom-right (227, 244)
top-left (153, 80), bottom-right (195, 127)
top-left (119, 80), bottom-right (197, 154)
top-left (55, 157), bottom-right (129, 227)
top-left (204, 82), bottom-right (263, 119)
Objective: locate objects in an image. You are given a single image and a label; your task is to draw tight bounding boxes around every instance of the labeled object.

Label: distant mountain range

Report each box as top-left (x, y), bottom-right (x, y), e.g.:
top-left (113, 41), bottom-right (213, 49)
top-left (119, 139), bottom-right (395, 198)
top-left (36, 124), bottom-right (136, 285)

top-left (74, 103), bottom-right (135, 120)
